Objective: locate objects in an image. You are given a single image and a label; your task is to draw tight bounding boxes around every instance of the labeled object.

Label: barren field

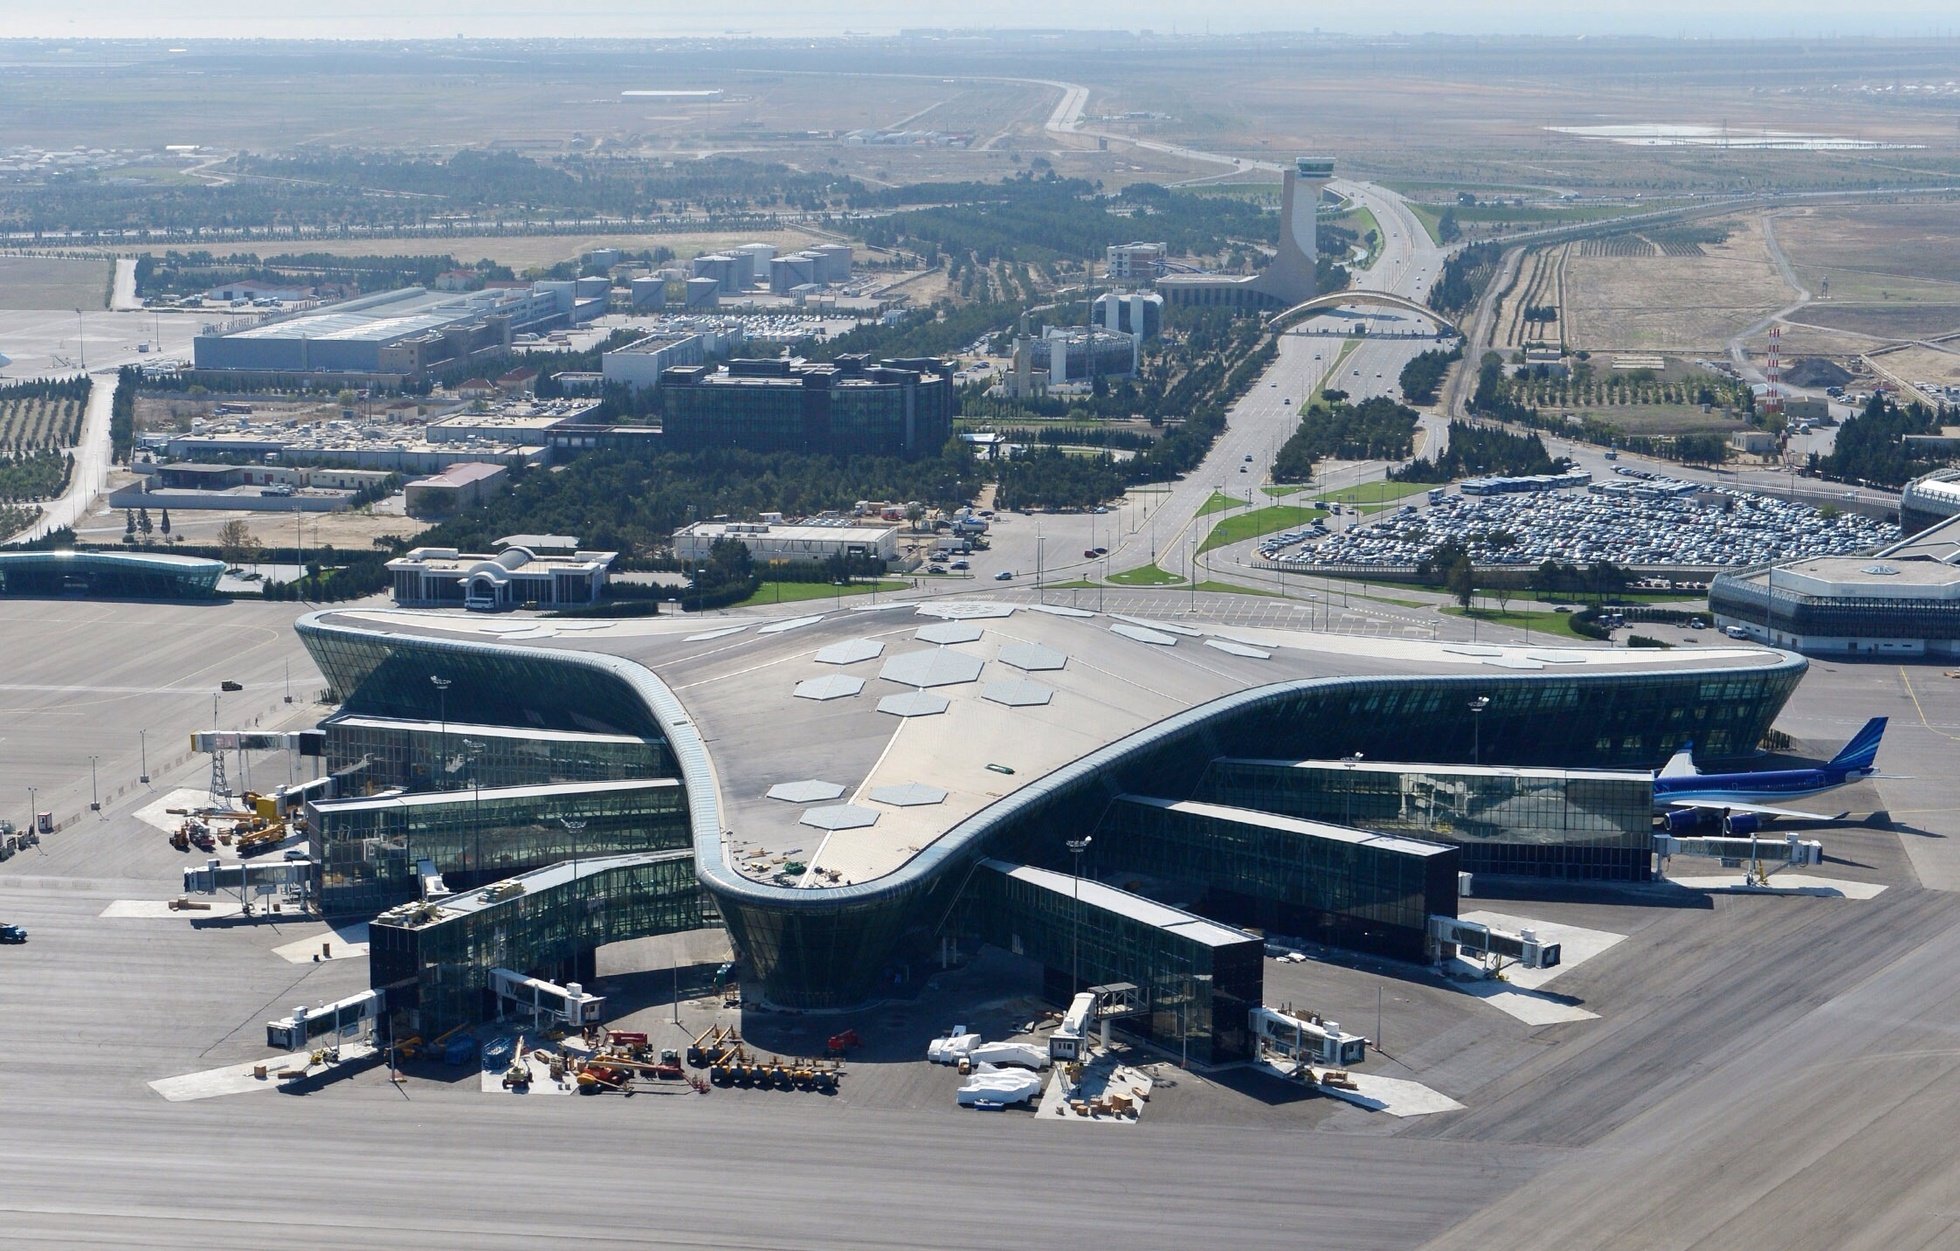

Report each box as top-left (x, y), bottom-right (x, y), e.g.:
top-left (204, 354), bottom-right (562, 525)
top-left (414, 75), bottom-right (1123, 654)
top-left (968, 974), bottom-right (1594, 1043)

top-left (1869, 344), bottom-right (1960, 388)
top-left (1561, 215), bottom-right (1794, 353)
top-left (1766, 204), bottom-right (1960, 344)
top-left (0, 256), bottom-right (110, 311)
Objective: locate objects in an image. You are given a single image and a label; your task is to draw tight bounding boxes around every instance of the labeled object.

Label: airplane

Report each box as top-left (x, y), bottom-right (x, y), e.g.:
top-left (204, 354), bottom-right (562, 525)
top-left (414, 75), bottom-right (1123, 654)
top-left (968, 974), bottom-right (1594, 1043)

top-left (1654, 717), bottom-right (1891, 833)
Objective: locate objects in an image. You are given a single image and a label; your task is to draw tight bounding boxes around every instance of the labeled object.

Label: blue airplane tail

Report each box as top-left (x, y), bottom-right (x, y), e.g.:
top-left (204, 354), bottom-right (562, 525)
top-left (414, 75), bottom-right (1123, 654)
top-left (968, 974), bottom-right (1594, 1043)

top-left (1826, 717), bottom-right (1887, 773)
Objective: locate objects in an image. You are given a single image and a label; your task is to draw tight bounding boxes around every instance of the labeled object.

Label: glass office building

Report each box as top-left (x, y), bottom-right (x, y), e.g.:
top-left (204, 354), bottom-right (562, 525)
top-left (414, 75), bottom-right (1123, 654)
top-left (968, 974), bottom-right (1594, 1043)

top-left (322, 715), bottom-right (666, 794)
top-left (658, 356), bottom-right (955, 459)
top-left (1097, 797), bottom-right (1459, 963)
top-left (963, 859), bottom-right (1264, 1065)
top-left (308, 778), bottom-right (689, 915)
top-left (370, 851), bottom-right (707, 1038)
top-left (1200, 759), bottom-right (1656, 881)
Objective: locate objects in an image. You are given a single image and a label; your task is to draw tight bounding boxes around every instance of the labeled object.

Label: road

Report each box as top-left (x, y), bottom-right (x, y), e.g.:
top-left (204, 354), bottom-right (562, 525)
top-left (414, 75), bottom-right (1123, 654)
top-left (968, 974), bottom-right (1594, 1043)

top-left (2, 364), bottom-right (120, 545)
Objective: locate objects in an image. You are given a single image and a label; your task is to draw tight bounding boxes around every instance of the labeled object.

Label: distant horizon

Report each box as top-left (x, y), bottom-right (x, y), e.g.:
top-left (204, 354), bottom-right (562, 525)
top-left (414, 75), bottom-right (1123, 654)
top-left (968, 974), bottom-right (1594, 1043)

top-left (0, 1), bottom-right (1953, 42)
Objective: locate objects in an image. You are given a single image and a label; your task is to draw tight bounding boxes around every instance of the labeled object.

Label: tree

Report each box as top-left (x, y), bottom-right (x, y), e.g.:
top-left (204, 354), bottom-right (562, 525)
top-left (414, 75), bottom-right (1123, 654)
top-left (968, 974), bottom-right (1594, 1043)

top-left (1446, 554), bottom-right (1476, 610)
top-left (137, 508), bottom-right (153, 538)
top-left (159, 508), bottom-right (171, 541)
top-left (217, 518), bottom-right (261, 568)
top-left (123, 510), bottom-right (136, 542)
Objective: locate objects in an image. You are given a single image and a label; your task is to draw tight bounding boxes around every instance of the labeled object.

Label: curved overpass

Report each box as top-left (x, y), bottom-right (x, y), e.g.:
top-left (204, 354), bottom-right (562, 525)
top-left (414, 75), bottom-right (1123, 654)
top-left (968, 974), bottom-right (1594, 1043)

top-left (1272, 289), bottom-right (1459, 337)
top-left (297, 609), bottom-right (1805, 1008)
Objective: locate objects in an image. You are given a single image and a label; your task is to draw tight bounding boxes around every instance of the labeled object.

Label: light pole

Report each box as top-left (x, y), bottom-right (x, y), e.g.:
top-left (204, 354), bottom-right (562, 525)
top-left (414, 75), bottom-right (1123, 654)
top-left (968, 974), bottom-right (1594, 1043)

top-left (561, 817), bottom-right (587, 877)
top-left (1066, 835), bottom-right (1092, 994)
top-left (26, 785), bottom-right (37, 833)
top-left (1343, 753), bottom-right (1363, 825)
top-left (429, 675), bottom-right (451, 789)
top-left (139, 729), bottom-right (150, 785)
top-left (1469, 695), bottom-right (1491, 766)
top-left (89, 754), bottom-right (100, 817)
top-left (463, 739), bottom-right (484, 874)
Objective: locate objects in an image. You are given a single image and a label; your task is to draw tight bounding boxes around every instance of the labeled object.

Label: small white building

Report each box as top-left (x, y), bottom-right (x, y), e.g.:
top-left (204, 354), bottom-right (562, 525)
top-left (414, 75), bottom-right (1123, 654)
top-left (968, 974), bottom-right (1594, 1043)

top-left (672, 519), bottom-right (899, 568)
top-left (386, 542), bottom-right (616, 610)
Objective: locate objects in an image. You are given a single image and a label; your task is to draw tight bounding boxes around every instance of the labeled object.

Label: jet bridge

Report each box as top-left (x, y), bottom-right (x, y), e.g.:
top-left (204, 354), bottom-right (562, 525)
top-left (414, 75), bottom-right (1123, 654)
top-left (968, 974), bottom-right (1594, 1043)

top-left (266, 989), bottom-right (382, 1050)
top-left (1655, 831), bottom-right (1823, 871)
top-left (1251, 1004), bottom-right (1368, 1068)
top-left (1428, 915), bottom-right (1561, 971)
top-left (182, 856), bottom-right (313, 909)
top-left (489, 967), bottom-right (605, 1031)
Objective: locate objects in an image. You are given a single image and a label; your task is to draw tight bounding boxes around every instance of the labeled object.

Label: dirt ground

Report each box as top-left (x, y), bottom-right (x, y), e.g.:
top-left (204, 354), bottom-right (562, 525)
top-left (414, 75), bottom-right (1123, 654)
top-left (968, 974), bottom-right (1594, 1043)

top-left (1562, 215), bottom-right (1795, 353)
top-left (1868, 344), bottom-right (1960, 388)
top-left (0, 255), bottom-right (111, 311)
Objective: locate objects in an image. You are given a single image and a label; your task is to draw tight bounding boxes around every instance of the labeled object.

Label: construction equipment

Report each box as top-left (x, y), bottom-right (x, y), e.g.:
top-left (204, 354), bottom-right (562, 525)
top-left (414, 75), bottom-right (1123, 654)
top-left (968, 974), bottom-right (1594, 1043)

top-left (576, 1062), bottom-right (635, 1096)
top-left (687, 1022), bottom-right (739, 1068)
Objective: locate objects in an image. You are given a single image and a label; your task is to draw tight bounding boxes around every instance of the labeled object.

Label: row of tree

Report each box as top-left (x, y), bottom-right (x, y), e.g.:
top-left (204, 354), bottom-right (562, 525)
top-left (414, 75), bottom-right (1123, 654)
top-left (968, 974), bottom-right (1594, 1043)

top-left (1272, 395), bottom-right (1421, 482)
top-left (1391, 422), bottom-right (1558, 483)
top-left (1397, 346), bottom-right (1461, 406)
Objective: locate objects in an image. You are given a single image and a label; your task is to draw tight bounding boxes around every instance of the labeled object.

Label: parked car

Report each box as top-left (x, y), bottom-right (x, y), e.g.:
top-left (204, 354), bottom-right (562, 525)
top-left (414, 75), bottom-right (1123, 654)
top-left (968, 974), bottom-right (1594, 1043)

top-left (994, 571), bottom-right (1014, 581)
top-left (950, 559), bottom-right (970, 571)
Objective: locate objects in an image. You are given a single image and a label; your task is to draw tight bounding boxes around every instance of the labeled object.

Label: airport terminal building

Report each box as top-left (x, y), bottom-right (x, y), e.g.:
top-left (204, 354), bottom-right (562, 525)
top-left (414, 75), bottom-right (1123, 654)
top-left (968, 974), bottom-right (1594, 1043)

top-left (294, 602), bottom-right (1803, 1046)
top-left (1711, 513), bottom-right (1960, 657)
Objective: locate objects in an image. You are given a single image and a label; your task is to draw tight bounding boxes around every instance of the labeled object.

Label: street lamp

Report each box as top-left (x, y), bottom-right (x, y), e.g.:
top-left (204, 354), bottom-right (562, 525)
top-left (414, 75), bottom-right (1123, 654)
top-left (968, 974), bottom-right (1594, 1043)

top-left (1066, 835), bottom-right (1093, 994)
top-left (429, 675), bottom-right (451, 789)
top-left (463, 739), bottom-right (484, 873)
top-left (26, 785), bottom-right (37, 834)
top-left (1469, 695), bottom-right (1491, 766)
top-left (139, 729), bottom-right (150, 785)
top-left (89, 754), bottom-right (100, 816)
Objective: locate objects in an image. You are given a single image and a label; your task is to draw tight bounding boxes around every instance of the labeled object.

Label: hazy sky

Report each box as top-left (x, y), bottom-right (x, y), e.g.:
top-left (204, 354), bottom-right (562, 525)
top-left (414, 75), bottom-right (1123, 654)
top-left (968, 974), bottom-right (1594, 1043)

top-left (0, 1), bottom-right (1952, 40)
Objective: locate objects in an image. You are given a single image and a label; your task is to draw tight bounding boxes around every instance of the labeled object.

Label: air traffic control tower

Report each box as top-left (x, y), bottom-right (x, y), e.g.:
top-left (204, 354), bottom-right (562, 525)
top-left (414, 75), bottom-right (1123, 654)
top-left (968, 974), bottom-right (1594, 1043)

top-left (1158, 155), bottom-right (1332, 309)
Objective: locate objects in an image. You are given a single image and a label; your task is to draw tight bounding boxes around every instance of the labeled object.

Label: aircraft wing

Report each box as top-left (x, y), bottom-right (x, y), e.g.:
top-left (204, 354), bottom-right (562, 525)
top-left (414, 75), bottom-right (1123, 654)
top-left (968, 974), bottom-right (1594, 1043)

top-left (1666, 800), bottom-right (1854, 823)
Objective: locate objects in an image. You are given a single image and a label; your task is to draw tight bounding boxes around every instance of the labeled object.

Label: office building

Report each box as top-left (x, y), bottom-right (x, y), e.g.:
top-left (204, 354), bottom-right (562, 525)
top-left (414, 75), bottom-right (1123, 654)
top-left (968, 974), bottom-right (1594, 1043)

top-left (402, 462), bottom-right (508, 519)
top-left (1106, 241), bottom-right (1167, 282)
top-left (672, 518), bottom-right (900, 567)
top-left (599, 327), bottom-right (744, 393)
top-left (1094, 290), bottom-right (1163, 341)
top-left (659, 355), bottom-right (955, 458)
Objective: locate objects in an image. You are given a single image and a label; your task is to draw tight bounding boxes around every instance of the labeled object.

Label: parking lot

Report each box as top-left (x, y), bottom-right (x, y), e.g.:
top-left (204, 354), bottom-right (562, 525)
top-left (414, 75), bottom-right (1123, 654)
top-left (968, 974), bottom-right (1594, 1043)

top-left (1272, 480), bottom-right (1895, 570)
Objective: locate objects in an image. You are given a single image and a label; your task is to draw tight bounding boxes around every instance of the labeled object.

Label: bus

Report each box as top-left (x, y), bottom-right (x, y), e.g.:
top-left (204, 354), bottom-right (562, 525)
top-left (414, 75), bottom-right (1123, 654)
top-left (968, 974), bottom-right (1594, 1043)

top-left (1427, 488), bottom-right (1445, 504)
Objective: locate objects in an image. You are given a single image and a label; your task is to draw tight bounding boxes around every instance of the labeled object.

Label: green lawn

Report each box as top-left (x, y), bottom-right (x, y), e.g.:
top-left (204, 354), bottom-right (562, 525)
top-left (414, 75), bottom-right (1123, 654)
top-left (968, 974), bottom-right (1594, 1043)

top-left (1409, 202), bottom-right (1446, 246)
top-left (1442, 606), bottom-right (1591, 640)
top-left (1262, 484), bottom-right (1311, 498)
top-left (1198, 491), bottom-right (1253, 518)
top-left (1107, 563), bottom-right (1185, 586)
top-left (731, 579), bottom-right (907, 608)
top-left (1336, 205), bottom-right (1383, 269)
top-left (1315, 480), bottom-right (1434, 507)
top-left (1198, 504), bottom-right (1327, 554)
top-left (1042, 579), bottom-right (1100, 590)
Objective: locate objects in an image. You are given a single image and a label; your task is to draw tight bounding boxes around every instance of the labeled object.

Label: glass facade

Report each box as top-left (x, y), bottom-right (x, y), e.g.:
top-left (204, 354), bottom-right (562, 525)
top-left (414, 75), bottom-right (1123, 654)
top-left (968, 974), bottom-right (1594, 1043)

top-left (659, 357), bottom-right (953, 459)
top-left (1095, 798), bottom-right (1458, 963)
top-left (322, 715), bottom-right (666, 794)
top-left (298, 612), bottom-right (1806, 1010)
top-left (0, 551), bottom-right (224, 598)
top-left (309, 779), bottom-right (689, 915)
top-left (962, 860), bottom-right (1264, 1065)
top-left (369, 851), bottom-right (708, 1038)
top-left (299, 620), bottom-right (666, 737)
top-left (1713, 574), bottom-right (1960, 654)
top-left (1200, 760), bottom-right (1655, 882)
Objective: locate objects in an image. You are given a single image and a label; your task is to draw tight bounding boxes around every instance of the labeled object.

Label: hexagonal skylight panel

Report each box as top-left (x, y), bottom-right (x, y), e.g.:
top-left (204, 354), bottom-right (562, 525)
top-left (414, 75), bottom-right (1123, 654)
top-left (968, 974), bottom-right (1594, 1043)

top-left (794, 675), bottom-right (865, 701)
top-left (1110, 623), bottom-right (1178, 647)
top-left (879, 649), bottom-right (983, 688)
top-left (868, 783), bottom-right (949, 807)
top-left (916, 621), bottom-right (983, 646)
top-left (815, 638), bottom-right (885, 666)
top-left (877, 691), bottom-right (951, 718)
top-left (998, 643), bottom-right (1067, 672)
top-left (767, 779), bottom-right (847, 803)
top-left (799, 804), bottom-right (880, 831)
top-left (983, 680), bottom-right (1054, 708)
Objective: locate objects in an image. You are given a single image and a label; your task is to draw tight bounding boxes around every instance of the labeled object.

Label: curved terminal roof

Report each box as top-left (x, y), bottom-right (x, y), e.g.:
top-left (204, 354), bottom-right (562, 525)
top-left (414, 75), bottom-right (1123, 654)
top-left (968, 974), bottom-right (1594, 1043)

top-left (0, 549), bottom-right (225, 593)
top-left (301, 598), bottom-right (1799, 907)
